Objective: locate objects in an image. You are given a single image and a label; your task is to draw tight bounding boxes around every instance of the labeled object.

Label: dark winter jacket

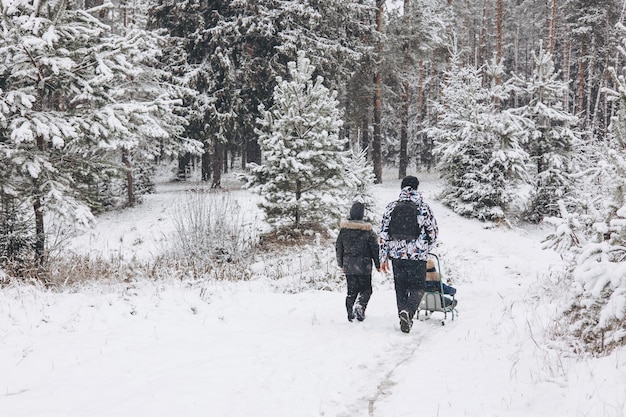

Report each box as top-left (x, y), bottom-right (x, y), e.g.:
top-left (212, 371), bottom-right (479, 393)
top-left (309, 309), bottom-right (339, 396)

top-left (336, 220), bottom-right (381, 275)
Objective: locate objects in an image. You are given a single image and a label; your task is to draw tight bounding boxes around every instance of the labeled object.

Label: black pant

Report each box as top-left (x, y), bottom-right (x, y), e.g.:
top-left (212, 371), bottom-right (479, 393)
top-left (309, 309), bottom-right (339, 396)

top-left (391, 259), bottom-right (426, 318)
top-left (345, 274), bottom-right (372, 315)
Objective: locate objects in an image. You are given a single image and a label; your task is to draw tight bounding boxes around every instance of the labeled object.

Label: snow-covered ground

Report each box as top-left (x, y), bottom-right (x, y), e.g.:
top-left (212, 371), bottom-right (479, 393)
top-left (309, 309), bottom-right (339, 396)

top-left (1, 170), bottom-right (625, 417)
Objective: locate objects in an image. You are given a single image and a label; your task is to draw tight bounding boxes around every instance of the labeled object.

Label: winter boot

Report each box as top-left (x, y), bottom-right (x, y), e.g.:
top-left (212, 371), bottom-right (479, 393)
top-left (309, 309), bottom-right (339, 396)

top-left (399, 310), bottom-right (412, 333)
top-left (347, 310), bottom-right (355, 322)
top-left (354, 305), bottom-right (365, 322)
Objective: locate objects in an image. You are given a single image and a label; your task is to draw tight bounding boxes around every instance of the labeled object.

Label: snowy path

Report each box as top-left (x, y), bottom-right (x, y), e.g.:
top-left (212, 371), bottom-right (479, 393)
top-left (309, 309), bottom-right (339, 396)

top-left (2, 173), bottom-right (625, 417)
top-left (0, 280), bottom-right (445, 417)
top-left (368, 178), bottom-right (567, 417)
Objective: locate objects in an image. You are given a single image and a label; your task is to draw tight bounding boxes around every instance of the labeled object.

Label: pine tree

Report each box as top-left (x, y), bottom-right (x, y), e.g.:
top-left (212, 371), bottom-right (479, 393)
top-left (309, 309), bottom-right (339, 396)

top-left (343, 148), bottom-right (378, 224)
top-left (426, 54), bottom-right (531, 221)
top-left (0, 1), bottom-right (192, 266)
top-left (544, 24), bottom-right (626, 354)
top-left (105, 0), bottom-right (199, 205)
top-left (513, 43), bottom-right (582, 222)
top-left (545, 142), bottom-right (626, 354)
top-left (241, 52), bottom-right (355, 231)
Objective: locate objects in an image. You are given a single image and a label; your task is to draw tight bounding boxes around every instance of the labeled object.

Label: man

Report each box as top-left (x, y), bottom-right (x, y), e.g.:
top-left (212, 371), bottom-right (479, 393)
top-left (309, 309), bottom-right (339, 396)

top-left (379, 176), bottom-right (438, 333)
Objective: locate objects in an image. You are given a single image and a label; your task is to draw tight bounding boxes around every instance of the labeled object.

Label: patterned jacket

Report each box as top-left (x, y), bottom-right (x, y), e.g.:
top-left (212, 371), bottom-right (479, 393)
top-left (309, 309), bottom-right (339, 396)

top-left (379, 187), bottom-right (438, 263)
top-left (336, 220), bottom-right (380, 275)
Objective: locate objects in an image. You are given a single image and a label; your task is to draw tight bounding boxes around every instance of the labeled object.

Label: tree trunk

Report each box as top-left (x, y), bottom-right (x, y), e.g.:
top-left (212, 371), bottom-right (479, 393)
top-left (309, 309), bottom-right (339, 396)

top-left (426, 62), bottom-right (437, 171)
top-left (494, 0), bottom-right (503, 106)
top-left (398, 0), bottom-right (411, 179)
top-left (592, 76), bottom-right (605, 137)
top-left (398, 0), bottom-right (411, 178)
top-left (373, 78), bottom-right (383, 183)
top-left (122, 148), bottom-right (135, 207)
top-left (585, 51), bottom-right (594, 131)
top-left (211, 141), bottom-right (223, 188)
top-left (241, 137), bottom-right (247, 169)
top-left (122, 0), bottom-right (127, 27)
top-left (361, 117), bottom-right (369, 153)
top-left (178, 153), bottom-right (192, 181)
top-left (372, 0), bottom-right (384, 184)
top-left (577, 45), bottom-right (585, 123)
top-left (495, 0), bottom-right (503, 66)
top-left (201, 151), bottom-right (211, 182)
top-left (247, 136), bottom-right (261, 164)
top-left (562, 32), bottom-right (570, 112)
top-left (416, 59), bottom-right (424, 168)
top-left (513, 26), bottom-right (520, 106)
top-left (33, 190), bottom-right (45, 266)
top-left (462, 0), bottom-right (474, 67)
top-left (295, 179), bottom-right (302, 227)
top-left (33, 71), bottom-right (47, 266)
top-left (223, 146), bottom-right (229, 174)
top-left (480, 0), bottom-right (488, 78)
top-left (547, 0), bottom-right (558, 55)
top-left (399, 78), bottom-right (409, 179)
top-left (33, 134), bottom-right (46, 266)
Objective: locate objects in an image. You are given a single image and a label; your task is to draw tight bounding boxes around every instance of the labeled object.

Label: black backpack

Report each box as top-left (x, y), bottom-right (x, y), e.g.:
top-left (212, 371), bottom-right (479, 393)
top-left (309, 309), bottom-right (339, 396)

top-left (388, 200), bottom-right (421, 240)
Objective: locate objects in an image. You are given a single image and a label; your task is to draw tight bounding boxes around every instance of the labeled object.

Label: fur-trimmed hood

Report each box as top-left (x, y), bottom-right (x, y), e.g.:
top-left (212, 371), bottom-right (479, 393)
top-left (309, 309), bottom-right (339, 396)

top-left (340, 220), bottom-right (373, 231)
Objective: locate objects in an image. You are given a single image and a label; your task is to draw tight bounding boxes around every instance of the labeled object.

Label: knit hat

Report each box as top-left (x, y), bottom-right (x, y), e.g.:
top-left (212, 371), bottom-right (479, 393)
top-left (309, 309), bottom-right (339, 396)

top-left (349, 202), bottom-right (365, 221)
top-left (401, 176), bottom-right (419, 190)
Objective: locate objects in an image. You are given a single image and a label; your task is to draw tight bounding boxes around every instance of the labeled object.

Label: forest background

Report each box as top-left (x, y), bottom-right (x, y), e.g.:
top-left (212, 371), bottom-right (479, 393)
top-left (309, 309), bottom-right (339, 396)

top-left (1, 0), bottom-right (625, 356)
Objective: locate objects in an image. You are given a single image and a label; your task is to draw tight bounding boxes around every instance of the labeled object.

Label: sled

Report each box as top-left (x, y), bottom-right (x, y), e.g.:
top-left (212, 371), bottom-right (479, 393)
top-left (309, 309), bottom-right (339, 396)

top-left (416, 253), bottom-right (458, 326)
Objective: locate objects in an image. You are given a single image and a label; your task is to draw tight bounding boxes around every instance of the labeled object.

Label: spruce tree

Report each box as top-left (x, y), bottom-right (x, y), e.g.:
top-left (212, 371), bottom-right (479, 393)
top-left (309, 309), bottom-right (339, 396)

top-left (426, 54), bottom-right (531, 221)
top-left (513, 43), bottom-right (582, 222)
top-left (241, 52), bottom-right (355, 231)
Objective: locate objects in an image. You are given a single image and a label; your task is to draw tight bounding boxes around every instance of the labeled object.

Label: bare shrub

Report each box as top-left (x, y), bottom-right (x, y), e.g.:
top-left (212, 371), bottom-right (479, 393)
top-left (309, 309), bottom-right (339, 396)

top-left (44, 254), bottom-right (139, 287)
top-left (169, 188), bottom-right (259, 263)
top-left (248, 228), bottom-right (345, 293)
top-left (23, 252), bottom-right (253, 290)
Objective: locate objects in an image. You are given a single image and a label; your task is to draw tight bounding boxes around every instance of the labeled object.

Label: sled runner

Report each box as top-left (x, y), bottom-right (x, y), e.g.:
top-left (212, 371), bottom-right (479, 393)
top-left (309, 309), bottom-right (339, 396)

top-left (416, 253), bottom-right (458, 325)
